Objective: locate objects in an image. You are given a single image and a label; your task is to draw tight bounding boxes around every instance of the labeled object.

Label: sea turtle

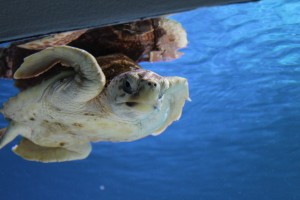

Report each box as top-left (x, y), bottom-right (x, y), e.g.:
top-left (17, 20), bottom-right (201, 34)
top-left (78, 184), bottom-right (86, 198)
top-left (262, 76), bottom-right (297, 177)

top-left (0, 17), bottom-right (187, 79)
top-left (0, 45), bottom-right (189, 162)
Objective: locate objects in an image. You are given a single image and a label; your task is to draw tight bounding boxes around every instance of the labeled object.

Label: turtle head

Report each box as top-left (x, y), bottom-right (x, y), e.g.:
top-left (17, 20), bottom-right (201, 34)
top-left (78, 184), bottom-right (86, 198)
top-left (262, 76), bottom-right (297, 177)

top-left (106, 68), bottom-right (189, 135)
top-left (106, 69), bottom-right (168, 119)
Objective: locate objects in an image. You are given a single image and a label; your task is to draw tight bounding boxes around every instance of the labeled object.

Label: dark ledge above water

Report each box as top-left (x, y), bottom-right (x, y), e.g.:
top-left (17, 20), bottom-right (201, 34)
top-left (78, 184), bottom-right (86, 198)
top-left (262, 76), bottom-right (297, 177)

top-left (0, 0), bottom-right (258, 43)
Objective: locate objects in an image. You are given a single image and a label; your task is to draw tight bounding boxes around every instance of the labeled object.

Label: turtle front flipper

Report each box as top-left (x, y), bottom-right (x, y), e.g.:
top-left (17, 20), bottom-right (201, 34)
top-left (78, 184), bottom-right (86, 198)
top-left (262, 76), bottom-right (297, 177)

top-left (13, 138), bottom-right (92, 162)
top-left (0, 122), bottom-right (24, 149)
top-left (152, 77), bottom-right (189, 135)
top-left (14, 45), bottom-right (106, 102)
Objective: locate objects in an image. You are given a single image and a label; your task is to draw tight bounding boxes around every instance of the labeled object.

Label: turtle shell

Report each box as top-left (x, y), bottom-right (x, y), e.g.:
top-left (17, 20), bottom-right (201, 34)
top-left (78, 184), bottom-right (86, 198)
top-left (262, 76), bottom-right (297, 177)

top-left (0, 17), bottom-right (187, 80)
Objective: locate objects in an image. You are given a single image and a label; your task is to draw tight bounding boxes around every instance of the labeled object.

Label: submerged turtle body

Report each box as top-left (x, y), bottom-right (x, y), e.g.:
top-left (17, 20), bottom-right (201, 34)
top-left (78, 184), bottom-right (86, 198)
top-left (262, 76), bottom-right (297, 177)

top-left (0, 17), bottom-right (187, 79)
top-left (0, 46), bottom-right (189, 162)
top-left (0, 17), bottom-right (189, 162)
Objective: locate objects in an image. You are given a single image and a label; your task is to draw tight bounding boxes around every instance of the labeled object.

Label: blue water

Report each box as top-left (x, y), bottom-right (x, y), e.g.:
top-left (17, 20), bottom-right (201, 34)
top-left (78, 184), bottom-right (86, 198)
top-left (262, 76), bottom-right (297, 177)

top-left (1, 0), bottom-right (300, 199)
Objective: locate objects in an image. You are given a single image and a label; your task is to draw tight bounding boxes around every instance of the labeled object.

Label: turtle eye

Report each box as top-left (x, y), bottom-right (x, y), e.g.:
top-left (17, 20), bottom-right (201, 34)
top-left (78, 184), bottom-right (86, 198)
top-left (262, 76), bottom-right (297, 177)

top-left (123, 80), bottom-right (133, 94)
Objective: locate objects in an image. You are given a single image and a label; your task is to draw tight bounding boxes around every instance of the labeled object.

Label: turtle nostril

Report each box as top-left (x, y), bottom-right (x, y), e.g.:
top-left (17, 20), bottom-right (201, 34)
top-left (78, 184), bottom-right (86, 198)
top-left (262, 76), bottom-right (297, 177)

top-left (147, 82), bottom-right (157, 87)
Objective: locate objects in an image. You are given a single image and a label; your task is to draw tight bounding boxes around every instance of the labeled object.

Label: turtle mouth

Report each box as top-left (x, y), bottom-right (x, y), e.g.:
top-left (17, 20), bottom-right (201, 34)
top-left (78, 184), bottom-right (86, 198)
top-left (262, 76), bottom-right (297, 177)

top-left (125, 102), bottom-right (139, 107)
top-left (115, 92), bottom-right (165, 111)
top-left (122, 100), bottom-right (161, 110)
top-left (123, 94), bottom-right (164, 108)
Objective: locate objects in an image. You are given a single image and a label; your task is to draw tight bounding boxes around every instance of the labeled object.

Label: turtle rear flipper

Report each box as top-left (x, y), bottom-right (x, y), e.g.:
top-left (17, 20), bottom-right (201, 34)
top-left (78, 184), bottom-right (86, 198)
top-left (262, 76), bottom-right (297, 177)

top-left (0, 123), bottom-right (20, 149)
top-left (13, 138), bottom-right (91, 163)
